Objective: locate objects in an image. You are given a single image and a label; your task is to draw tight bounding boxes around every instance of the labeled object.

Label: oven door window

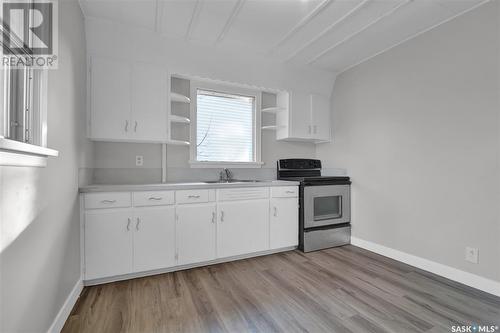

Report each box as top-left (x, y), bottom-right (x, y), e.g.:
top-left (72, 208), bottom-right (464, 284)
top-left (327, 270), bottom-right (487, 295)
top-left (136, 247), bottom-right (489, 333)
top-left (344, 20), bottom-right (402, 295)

top-left (313, 195), bottom-right (342, 221)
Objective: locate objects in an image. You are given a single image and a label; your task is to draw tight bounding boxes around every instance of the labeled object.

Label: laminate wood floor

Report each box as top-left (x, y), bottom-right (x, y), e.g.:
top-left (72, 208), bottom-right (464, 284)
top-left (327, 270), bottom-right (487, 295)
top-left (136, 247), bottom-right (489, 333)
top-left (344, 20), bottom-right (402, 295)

top-left (62, 245), bottom-right (500, 333)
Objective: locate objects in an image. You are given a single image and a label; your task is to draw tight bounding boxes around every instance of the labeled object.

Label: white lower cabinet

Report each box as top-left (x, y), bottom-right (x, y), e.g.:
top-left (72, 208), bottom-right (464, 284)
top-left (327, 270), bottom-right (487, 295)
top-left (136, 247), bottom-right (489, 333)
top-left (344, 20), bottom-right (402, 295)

top-left (83, 186), bottom-right (298, 283)
top-left (133, 207), bottom-right (176, 272)
top-left (217, 199), bottom-right (269, 258)
top-left (85, 209), bottom-right (134, 280)
top-left (176, 203), bottom-right (216, 265)
top-left (270, 198), bottom-right (299, 249)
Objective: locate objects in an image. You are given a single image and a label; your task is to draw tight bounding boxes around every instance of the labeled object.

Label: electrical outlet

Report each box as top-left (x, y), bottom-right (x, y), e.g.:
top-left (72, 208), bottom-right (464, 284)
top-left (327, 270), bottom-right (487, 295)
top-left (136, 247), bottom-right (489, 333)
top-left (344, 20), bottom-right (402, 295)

top-left (135, 155), bottom-right (144, 166)
top-left (465, 247), bottom-right (479, 264)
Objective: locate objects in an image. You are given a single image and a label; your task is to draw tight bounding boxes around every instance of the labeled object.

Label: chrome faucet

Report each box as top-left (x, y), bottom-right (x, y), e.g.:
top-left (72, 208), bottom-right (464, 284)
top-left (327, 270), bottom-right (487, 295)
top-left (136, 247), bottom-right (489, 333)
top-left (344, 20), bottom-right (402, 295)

top-left (219, 168), bottom-right (233, 182)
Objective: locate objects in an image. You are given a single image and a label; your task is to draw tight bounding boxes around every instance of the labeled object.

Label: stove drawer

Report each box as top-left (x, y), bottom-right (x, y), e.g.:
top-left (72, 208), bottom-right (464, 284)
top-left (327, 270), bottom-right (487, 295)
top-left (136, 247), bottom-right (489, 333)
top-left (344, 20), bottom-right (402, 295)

top-left (303, 225), bottom-right (350, 252)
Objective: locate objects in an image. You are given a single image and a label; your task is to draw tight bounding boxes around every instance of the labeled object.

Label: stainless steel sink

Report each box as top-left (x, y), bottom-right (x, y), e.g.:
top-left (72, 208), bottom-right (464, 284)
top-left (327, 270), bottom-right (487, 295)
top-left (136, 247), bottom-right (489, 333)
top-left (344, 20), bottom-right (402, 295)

top-left (203, 179), bottom-right (262, 184)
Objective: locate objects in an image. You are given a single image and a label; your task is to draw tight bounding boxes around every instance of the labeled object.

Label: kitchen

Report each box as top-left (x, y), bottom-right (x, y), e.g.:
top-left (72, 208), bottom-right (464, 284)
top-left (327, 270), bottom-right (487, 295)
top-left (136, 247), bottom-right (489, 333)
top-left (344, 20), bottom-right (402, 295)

top-left (1, 0), bottom-right (499, 332)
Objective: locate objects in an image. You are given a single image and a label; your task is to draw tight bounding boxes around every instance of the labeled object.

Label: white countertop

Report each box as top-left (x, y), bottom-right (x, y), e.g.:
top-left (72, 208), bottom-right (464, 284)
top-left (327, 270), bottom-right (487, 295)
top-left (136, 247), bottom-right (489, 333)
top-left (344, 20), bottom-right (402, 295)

top-left (79, 180), bottom-right (300, 193)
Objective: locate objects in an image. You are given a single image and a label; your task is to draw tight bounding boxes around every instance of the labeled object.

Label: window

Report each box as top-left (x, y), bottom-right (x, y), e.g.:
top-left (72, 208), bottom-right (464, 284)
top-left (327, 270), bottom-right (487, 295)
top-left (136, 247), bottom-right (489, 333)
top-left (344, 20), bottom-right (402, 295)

top-left (191, 83), bottom-right (262, 167)
top-left (0, 28), bottom-right (56, 163)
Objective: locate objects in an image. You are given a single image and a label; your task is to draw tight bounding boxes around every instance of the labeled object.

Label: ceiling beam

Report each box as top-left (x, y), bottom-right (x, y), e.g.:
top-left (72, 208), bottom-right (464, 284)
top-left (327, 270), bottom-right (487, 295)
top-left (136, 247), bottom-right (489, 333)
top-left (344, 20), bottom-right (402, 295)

top-left (215, 0), bottom-right (246, 44)
top-left (267, 0), bottom-right (333, 54)
top-left (335, 0), bottom-right (490, 73)
top-left (284, 0), bottom-right (371, 62)
top-left (307, 0), bottom-right (413, 65)
top-left (186, 0), bottom-right (204, 40)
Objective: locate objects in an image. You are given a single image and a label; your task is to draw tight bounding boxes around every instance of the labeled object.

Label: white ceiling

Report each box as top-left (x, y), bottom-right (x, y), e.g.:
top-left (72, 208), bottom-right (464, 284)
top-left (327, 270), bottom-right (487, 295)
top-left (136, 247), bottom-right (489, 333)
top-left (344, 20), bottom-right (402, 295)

top-left (79, 0), bottom-right (488, 73)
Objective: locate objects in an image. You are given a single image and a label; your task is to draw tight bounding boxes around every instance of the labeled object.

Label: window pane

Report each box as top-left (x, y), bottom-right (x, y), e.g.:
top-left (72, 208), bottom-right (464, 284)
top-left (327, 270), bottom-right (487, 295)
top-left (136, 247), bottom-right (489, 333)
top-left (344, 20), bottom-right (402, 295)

top-left (196, 89), bottom-right (254, 162)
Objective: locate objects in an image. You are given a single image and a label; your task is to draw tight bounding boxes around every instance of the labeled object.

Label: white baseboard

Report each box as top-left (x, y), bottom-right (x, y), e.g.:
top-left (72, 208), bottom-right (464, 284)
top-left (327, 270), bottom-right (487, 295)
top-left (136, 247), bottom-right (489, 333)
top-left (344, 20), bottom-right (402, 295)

top-left (351, 237), bottom-right (500, 297)
top-left (47, 278), bottom-right (83, 333)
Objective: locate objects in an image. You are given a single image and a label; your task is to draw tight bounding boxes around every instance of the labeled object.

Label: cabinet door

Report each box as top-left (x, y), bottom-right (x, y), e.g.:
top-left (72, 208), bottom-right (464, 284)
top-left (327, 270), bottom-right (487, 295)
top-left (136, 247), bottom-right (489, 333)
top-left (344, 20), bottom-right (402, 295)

top-left (85, 209), bottom-right (133, 280)
top-left (133, 207), bottom-right (176, 272)
top-left (270, 198), bottom-right (299, 249)
top-left (217, 200), bottom-right (269, 258)
top-left (176, 203), bottom-right (216, 265)
top-left (289, 91), bottom-right (312, 139)
top-left (90, 57), bottom-right (131, 140)
top-left (311, 94), bottom-right (330, 141)
top-left (131, 63), bottom-right (168, 142)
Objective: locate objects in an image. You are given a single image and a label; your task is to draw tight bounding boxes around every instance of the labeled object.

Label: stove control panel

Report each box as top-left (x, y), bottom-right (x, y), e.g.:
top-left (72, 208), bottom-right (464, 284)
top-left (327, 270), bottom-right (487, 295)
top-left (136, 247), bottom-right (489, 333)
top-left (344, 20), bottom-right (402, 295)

top-left (278, 159), bottom-right (321, 170)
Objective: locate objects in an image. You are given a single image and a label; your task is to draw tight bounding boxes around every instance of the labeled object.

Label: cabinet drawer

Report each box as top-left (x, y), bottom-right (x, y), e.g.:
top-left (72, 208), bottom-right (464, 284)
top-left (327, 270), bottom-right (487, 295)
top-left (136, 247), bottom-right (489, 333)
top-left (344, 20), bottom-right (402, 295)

top-left (84, 192), bottom-right (131, 209)
top-left (176, 189), bottom-right (209, 204)
top-left (271, 186), bottom-right (298, 198)
top-left (218, 187), bottom-right (269, 201)
top-left (133, 191), bottom-right (174, 207)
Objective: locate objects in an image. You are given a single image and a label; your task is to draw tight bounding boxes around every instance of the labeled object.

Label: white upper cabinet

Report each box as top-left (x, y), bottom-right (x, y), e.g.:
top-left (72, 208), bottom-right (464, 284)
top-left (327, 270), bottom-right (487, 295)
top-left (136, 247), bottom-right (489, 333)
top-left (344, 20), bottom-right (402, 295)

top-left (90, 57), bottom-right (132, 140)
top-left (131, 63), bottom-right (168, 142)
top-left (89, 56), bottom-right (168, 143)
top-left (311, 94), bottom-right (331, 142)
top-left (277, 92), bottom-right (331, 143)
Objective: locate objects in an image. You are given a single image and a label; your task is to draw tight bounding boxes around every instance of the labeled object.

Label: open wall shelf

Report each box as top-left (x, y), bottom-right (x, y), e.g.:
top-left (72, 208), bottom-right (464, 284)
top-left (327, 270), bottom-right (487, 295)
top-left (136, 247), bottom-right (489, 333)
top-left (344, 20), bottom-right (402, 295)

top-left (171, 92), bottom-right (191, 103)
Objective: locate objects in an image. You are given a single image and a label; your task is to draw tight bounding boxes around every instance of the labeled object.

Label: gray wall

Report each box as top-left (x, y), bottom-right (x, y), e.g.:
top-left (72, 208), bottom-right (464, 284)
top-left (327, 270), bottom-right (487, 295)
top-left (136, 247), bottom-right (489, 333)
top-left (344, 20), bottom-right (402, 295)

top-left (92, 132), bottom-right (316, 184)
top-left (316, 1), bottom-right (500, 282)
top-left (0, 1), bottom-right (91, 331)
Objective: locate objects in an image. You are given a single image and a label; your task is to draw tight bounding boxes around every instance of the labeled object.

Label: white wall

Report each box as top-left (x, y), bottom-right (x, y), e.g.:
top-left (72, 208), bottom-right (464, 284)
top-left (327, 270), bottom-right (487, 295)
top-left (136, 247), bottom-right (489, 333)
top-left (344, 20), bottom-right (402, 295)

top-left (317, 1), bottom-right (500, 282)
top-left (0, 1), bottom-right (91, 331)
top-left (85, 17), bottom-right (333, 184)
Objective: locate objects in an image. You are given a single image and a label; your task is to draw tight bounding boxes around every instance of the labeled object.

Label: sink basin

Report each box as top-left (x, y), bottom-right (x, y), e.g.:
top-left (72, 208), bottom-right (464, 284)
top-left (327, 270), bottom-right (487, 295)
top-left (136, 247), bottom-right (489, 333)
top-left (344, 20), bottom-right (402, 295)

top-left (203, 179), bottom-right (263, 184)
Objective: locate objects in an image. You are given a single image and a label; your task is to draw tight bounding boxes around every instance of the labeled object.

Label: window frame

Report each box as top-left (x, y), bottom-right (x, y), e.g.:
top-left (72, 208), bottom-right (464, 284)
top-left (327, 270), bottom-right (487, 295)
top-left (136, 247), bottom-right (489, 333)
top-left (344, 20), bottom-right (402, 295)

top-left (189, 81), bottom-right (262, 168)
top-left (0, 16), bottom-right (57, 165)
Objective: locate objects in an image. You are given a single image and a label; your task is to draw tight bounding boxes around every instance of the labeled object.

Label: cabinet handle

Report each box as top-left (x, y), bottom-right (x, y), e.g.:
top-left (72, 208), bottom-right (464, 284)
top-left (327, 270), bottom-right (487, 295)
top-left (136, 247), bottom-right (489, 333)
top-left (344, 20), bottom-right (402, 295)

top-left (136, 217), bottom-right (140, 231)
top-left (101, 199), bottom-right (116, 204)
top-left (127, 218), bottom-right (131, 231)
top-left (148, 197), bottom-right (162, 201)
top-left (125, 120), bottom-right (129, 132)
top-left (220, 211), bottom-right (224, 222)
top-left (285, 190), bottom-right (295, 194)
top-left (212, 211), bottom-right (216, 224)
top-left (313, 125), bottom-right (317, 134)
top-left (308, 125), bottom-right (312, 134)
top-left (273, 206), bottom-right (278, 217)
top-left (188, 195), bottom-right (200, 199)
top-left (134, 121), bottom-right (138, 132)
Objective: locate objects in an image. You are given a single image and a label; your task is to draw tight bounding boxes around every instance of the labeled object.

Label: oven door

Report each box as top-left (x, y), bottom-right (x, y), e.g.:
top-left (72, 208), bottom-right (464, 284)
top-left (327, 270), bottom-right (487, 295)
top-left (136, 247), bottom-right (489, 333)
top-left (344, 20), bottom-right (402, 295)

top-left (303, 185), bottom-right (350, 228)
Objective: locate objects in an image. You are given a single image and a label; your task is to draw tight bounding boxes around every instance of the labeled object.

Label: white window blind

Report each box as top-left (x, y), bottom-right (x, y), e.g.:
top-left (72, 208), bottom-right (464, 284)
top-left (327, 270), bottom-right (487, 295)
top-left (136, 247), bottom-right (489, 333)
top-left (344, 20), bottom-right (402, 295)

top-left (196, 89), bottom-right (255, 162)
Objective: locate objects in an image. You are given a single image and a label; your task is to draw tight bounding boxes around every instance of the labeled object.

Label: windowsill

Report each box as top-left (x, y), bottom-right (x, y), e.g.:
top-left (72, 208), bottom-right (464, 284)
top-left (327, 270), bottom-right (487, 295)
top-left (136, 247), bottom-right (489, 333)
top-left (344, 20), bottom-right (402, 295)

top-left (0, 137), bottom-right (59, 167)
top-left (189, 160), bottom-right (264, 169)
